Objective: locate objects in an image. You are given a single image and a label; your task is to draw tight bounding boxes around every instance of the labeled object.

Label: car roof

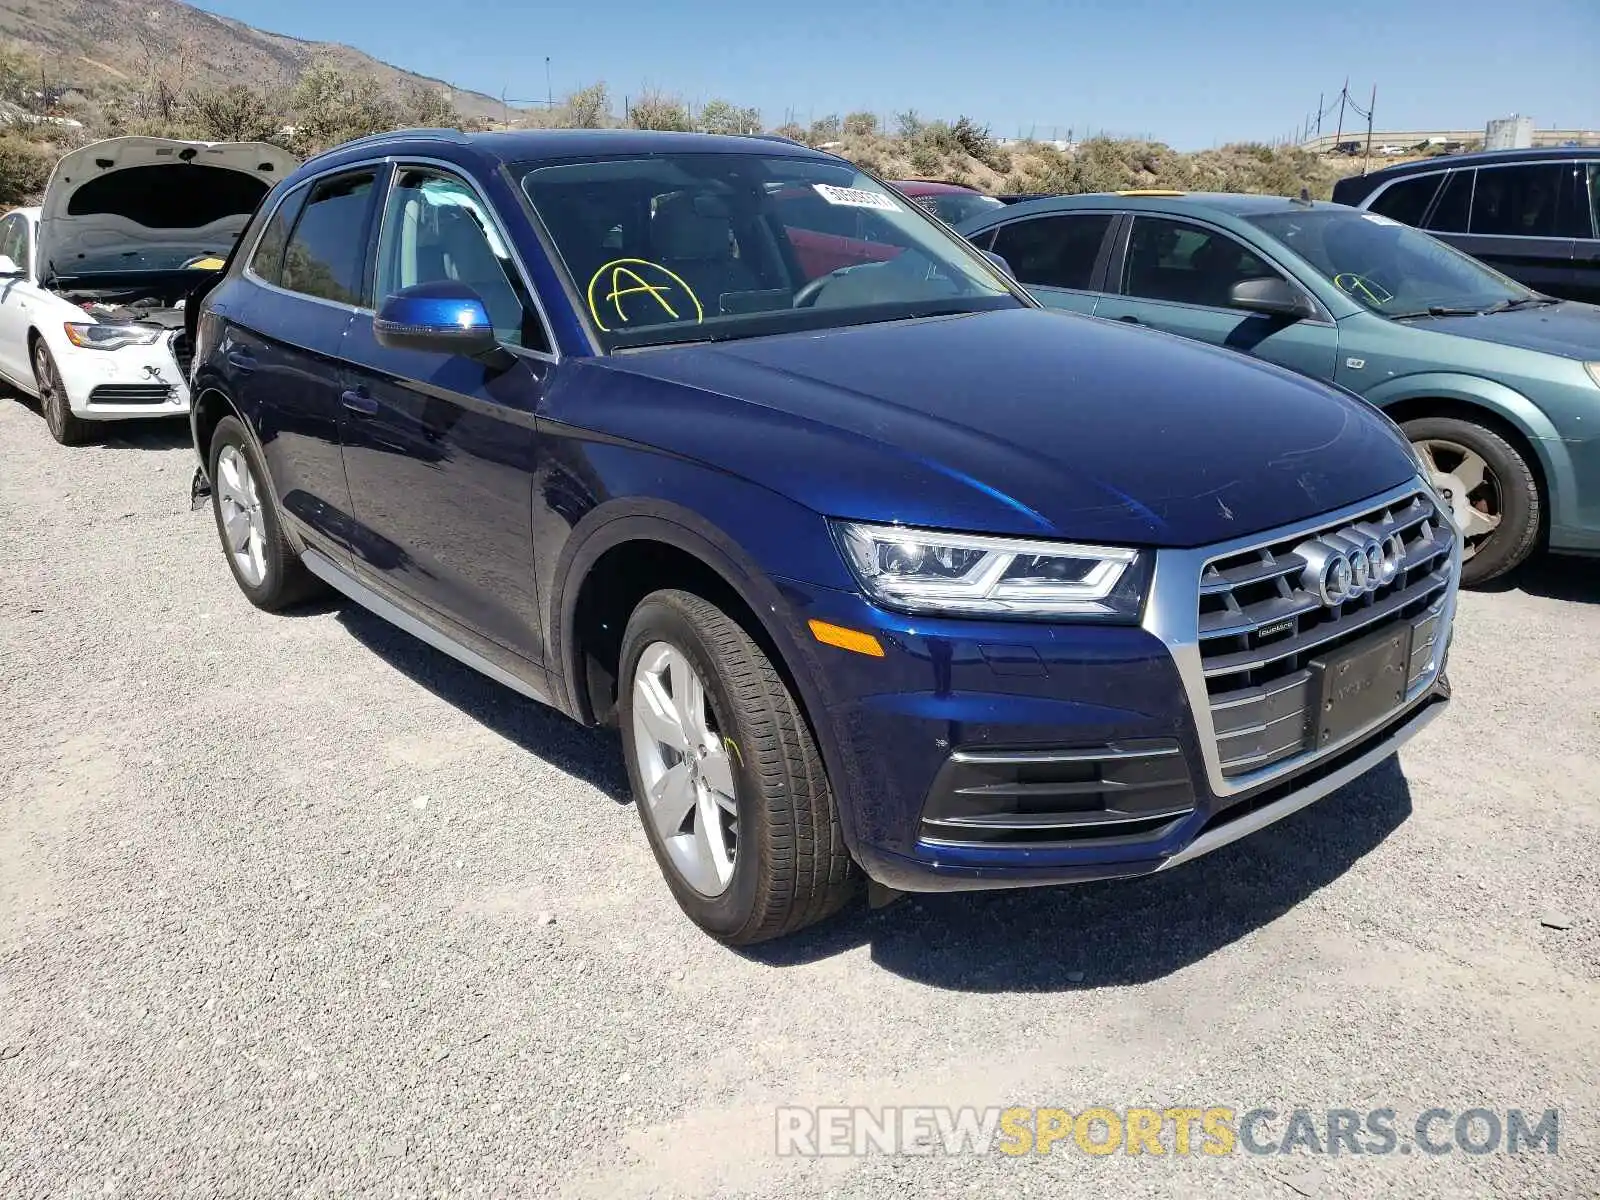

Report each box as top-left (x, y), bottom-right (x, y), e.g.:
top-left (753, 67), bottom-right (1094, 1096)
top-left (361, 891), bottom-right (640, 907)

top-left (297, 127), bottom-right (836, 178)
top-left (974, 191), bottom-right (1357, 222)
top-left (1352, 146), bottom-right (1594, 182)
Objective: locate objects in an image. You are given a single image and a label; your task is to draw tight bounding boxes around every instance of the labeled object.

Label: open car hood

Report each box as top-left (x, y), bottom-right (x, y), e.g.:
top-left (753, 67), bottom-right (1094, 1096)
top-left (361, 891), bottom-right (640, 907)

top-left (38, 137), bottom-right (299, 282)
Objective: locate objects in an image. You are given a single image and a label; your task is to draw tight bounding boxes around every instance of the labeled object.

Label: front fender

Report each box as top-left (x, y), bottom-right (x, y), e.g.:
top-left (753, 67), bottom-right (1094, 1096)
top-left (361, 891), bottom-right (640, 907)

top-left (1361, 370), bottom-right (1578, 528)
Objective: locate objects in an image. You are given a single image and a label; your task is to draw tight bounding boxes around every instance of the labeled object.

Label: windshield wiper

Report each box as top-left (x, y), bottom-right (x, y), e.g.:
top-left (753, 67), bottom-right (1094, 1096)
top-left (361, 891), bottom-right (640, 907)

top-left (1388, 304), bottom-right (1489, 319)
top-left (1485, 296), bottom-right (1557, 313)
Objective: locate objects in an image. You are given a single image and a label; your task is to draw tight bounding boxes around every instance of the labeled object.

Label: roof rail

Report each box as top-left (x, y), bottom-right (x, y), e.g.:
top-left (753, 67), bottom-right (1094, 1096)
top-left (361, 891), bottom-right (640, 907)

top-left (302, 127), bottom-right (472, 166)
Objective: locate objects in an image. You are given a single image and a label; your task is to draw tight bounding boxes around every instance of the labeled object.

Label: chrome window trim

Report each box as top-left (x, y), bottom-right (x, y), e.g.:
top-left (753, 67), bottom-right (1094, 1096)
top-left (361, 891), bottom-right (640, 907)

top-left (1366, 159), bottom-right (1596, 243)
top-left (1140, 477), bottom-right (1460, 799)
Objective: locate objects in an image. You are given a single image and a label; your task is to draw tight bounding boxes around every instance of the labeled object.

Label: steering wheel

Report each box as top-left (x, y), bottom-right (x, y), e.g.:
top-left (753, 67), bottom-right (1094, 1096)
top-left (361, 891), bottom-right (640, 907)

top-left (791, 266), bottom-right (860, 309)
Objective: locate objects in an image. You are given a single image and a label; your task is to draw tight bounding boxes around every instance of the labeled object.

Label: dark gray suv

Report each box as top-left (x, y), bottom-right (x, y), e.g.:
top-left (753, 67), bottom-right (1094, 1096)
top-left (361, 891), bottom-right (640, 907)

top-left (1333, 148), bottom-right (1599, 304)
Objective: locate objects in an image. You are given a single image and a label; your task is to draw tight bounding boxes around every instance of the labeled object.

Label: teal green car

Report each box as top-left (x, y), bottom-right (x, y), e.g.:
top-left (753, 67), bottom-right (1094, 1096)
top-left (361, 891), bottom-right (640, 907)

top-left (958, 192), bottom-right (1600, 583)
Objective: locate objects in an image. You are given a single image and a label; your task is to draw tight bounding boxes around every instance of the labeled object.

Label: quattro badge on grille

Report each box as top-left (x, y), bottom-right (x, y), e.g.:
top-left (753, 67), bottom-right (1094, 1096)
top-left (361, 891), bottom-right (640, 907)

top-left (1296, 523), bottom-right (1405, 606)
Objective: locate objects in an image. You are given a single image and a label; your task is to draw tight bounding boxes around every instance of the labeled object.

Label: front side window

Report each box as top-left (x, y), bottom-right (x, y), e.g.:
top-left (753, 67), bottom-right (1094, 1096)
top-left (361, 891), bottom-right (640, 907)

top-left (1248, 208), bottom-right (1534, 317)
top-left (1590, 163), bottom-right (1600, 238)
top-left (1121, 216), bottom-right (1280, 308)
top-left (281, 171), bottom-right (377, 305)
top-left (1468, 163), bottom-right (1587, 238)
top-left (518, 152), bottom-right (1019, 349)
top-left (991, 214), bottom-right (1113, 290)
top-left (0, 213), bottom-right (29, 274)
top-left (373, 168), bottom-right (547, 351)
top-left (1369, 174), bottom-right (1444, 227)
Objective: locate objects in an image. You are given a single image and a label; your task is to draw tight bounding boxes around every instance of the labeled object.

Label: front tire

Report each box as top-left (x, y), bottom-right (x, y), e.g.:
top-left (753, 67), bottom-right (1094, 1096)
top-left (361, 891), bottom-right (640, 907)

top-left (207, 415), bottom-right (322, 611)
top-left (1403, 415), bottom-right (1540, 585)
top-left (619, 589), bottom-right (857, 944)
top-left (32, 339), bottom-right (91, 446)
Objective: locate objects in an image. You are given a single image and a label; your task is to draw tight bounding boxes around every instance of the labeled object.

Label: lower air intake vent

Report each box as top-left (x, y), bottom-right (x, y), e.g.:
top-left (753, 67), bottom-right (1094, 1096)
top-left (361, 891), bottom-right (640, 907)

top-left (918, 741), bottom-right (1194, 848)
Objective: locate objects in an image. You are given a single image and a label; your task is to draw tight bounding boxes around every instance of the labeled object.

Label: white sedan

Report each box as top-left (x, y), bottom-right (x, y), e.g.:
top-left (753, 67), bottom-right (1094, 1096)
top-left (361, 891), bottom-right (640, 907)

top-left (0, 136), bottom-right (298, 444)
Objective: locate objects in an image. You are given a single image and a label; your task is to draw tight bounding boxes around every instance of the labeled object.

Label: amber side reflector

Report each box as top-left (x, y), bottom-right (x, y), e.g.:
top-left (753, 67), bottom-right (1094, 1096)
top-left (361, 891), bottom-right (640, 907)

top-left (808, 619), bottom-right (885, 657)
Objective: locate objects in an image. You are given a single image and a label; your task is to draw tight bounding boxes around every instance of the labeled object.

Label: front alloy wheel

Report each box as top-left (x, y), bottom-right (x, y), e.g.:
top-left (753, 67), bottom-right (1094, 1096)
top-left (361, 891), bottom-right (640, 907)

top-left (619, 590), bottom-right (857, 943)
top-left (1403, 415), bottom-right (1540, 585)
top-left (632, 642), bottom-right (741, 896)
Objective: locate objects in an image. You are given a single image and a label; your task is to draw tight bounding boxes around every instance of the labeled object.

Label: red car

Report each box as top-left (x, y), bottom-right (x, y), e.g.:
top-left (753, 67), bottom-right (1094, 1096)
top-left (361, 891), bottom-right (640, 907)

top-left (891, 180), bottom-right (1006, 224)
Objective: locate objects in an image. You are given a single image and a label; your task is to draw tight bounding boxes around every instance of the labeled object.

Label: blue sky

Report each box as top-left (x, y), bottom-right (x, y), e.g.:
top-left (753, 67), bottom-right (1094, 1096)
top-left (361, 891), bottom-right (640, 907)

top-left (191, 0), bottom-right (1599, 149)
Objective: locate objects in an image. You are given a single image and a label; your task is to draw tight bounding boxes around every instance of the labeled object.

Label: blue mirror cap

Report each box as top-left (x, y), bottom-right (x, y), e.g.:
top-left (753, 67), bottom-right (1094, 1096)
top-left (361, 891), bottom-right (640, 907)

top-left (374, 281), bottom-right (492, 337)
top-left (981, 249), bottom-right (1014, 276)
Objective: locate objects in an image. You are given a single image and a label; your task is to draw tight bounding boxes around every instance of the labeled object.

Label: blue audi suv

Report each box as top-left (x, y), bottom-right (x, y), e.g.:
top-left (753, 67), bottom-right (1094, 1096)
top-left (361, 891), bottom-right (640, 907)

top-left (188, 129), bottom-right (1460, 944)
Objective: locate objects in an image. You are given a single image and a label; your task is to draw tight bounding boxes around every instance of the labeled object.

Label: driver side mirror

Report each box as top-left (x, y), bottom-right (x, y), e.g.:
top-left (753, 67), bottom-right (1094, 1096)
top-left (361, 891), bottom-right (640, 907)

top-left (0, 254), bottom-right (22, 278)
top-left (374, 281), bottom-right (501, 358)
top-left (1229, 276), bottom-right (1316, 320)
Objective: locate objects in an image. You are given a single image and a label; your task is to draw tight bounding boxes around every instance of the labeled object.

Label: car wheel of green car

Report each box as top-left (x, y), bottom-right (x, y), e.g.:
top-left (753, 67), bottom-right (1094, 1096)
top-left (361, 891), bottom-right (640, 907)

top-left (1404, 415), bottom-right (1540, 586)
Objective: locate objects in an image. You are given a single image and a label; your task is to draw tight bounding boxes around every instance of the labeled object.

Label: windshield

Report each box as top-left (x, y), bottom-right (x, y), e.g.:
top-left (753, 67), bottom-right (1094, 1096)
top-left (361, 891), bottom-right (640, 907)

top-left (1246, 208), bottom-right (1536, 317)
top-left (518, 153), bottom-right (1021, 349)
top-left (907, 191), bottom-right (1006, 225)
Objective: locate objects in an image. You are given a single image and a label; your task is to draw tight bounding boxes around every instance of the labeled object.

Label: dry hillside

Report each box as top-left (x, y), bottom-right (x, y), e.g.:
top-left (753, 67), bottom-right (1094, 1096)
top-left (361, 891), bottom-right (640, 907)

top-left (0, 0), bottom-right (502, 117)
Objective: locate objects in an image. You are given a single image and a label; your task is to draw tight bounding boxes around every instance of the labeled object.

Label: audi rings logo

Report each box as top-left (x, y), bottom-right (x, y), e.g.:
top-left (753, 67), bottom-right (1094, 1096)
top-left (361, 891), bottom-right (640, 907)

top-left (1296, 523), bottom-right (1406, 606)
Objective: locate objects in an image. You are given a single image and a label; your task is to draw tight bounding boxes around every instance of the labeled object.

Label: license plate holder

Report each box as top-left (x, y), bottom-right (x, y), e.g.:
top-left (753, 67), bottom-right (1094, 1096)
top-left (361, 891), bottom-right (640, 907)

top-left (1309, 623), bottom-right (1414, 748)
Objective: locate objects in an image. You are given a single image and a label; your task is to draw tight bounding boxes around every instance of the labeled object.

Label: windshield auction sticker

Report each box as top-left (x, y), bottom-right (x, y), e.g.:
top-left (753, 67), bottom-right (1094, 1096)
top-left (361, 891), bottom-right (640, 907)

top-left (813, 184), bottom-right (902, 212)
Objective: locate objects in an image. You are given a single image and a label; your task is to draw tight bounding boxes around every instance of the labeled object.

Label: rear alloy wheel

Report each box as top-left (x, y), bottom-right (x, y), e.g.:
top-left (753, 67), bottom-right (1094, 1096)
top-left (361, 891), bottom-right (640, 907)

top-left (207, 415), bottom-right (323, 611)
top-left (1404, 415), bottom-right (1540, 585)
top-left (32, 340), bottom-right (91, 446)
top-left (619, 589), bottom-right (857, 944)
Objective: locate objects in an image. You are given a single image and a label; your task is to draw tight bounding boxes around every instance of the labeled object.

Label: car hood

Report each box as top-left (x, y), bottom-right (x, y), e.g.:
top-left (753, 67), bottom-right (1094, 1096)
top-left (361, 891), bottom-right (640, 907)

top-left (590, 308), bottom-right (1417, 547)
top-left (1394, 300), bottom-right (1600, 359)
top-left (38, 137), bottom-right (299, 281)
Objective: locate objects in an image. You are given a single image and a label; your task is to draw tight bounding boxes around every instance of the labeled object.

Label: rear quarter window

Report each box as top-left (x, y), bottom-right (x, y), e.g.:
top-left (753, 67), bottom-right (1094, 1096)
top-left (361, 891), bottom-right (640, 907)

top-left (1368, 174), bottom-right (1444, 226)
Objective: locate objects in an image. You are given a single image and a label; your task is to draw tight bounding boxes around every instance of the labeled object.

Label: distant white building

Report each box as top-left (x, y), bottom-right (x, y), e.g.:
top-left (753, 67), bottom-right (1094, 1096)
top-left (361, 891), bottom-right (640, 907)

top-left (1485, 115), bottom-right (1534, 150)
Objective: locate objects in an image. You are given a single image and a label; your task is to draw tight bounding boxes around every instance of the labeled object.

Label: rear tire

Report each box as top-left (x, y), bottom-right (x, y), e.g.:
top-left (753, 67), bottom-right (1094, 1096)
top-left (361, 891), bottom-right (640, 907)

top-left (619, 589), bottom-right (857, 944)
top-left (1402, 415), bottom-right (1539, 585)
top-left (32, 339), bottom-right (91, 446)
top-left (207, 415), bottom-right (323, 611)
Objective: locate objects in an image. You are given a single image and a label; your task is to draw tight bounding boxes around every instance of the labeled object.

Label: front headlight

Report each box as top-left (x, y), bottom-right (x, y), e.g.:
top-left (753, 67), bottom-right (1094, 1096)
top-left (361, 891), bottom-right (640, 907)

top-left (63, 322), bottom-right (164, 351)
top-left (832, 520), bottom-right (1151, 621)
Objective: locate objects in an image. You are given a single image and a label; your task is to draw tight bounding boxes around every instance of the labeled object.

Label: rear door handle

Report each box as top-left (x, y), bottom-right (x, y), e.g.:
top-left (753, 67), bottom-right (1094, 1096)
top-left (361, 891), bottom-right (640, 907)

top-left (225, 349), bottom-right (256, 372)
top-left (1118, 315), bottom-right (1142, 325)
top-left (340, 388), bottom-right (379, 416)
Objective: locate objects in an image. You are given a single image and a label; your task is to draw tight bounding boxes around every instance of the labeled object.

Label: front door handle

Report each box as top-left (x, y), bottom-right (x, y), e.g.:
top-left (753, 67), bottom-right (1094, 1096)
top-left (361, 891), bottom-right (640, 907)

top-left (1118, 315), bottom-right (1142, 325)
top-left (340, 388), bottom-right (379, 417)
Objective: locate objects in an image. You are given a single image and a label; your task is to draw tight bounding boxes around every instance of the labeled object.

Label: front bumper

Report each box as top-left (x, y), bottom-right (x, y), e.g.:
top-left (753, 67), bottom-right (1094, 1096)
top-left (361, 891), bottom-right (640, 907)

top-left (776, 481), bottom-right (1459, 894)
top-left (55, 333), bottom-right (192, 420)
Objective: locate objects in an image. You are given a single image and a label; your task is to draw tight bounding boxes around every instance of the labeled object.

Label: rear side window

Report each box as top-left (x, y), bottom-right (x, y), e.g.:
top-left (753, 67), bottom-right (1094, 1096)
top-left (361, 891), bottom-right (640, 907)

top-left (247, 185), bottom-right (306, 286)
top-left (1368, 174), bottom-right (1443, 226)
top-left (281, 171), bottom-right (378, 305)
top-left (991, 214), bottom-right (1113, 290)
top-left (1469, 163), bottom-right (1589, 238)
top-left (1427, 170), bottom-right (1473, 233)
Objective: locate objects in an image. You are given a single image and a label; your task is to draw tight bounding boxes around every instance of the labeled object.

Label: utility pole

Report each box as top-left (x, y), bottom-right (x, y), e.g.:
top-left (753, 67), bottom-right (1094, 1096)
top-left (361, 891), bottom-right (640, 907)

top-left (1317, 92), bottom-right (1324, 140)
top-left (545, 57), bottom-right (552, 110)
top-left (1334, 77), bottom-right (1348, 147)
top-left (1362, 84), bottom-right (1376, 173)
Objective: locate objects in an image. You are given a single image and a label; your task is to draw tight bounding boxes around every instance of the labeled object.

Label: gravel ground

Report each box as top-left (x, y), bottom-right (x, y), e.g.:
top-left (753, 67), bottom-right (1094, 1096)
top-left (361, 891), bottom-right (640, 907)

top-left (1, 395), bottom-right (1597, 1200)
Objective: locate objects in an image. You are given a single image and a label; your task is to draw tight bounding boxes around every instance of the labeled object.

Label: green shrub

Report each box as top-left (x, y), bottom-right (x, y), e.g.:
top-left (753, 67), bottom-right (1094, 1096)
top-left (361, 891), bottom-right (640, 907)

top-left (0, 134), bottom-right (54, 205)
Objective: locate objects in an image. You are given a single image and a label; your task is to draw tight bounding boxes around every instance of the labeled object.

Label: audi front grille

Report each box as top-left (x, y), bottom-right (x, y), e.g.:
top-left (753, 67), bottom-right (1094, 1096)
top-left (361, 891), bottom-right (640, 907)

top-left (1196, 491), bottom-right (1455, 779)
